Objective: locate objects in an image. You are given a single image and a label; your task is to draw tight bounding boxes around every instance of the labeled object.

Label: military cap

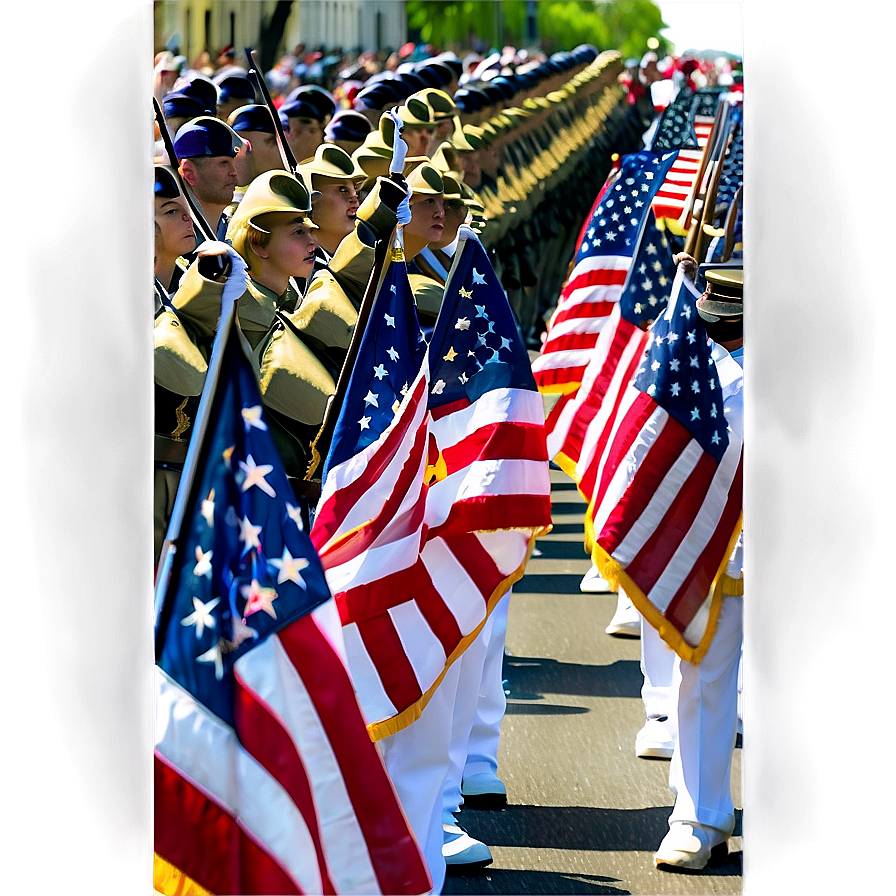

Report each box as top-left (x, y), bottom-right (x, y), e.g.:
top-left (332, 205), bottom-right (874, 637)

top-left (434, 53), bottom-right (464, 78)
top-left (175, 75), bottom-right (219, 112)
top-left (479, 83), bottom-right (506, 107)
top-left (417, 61), bottom-right (455, 88)
top-left (162, 91), bottom-right (208, 122)
top-left (453, 87), bottom-right (488, 115)
top-left (409, 64), bottom-right (444, 89)
top-left (173, 116), bottom-right (242, 159)
top-left (299, 143), bottom-right (366, 184)
top-left (396, 95), bottom-right (437, 128)
top-left (285, 84), bottom-right (337, 122)
top-left (405, 160), bottom-right (444, 197)
top-left (696, 265), bottom-right (744, 322)
top-left (227, 104), bottom-right (277, 134)
top-left (324, 109), bottom-right (372, 144)
top-left (154, 164), bottom-right (182, 198)
top-left (412, 87), bottom-right (458, 122)
top-left (393, 70), bottom-right (428, 96)
top-left (216, 75), bottom-right (256, 104)
top-left (457, 124), bottom-right (484, 150)
top-left (226, 170), bottom-right (317, 260)
top-left (279, 97), bottom-right (326, 124)
top-left (353, 81), bottom-right (402, 113)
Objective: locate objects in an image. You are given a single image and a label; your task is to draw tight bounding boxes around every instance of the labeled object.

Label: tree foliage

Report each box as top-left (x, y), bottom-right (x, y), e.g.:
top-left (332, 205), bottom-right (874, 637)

top-left (405, 1), bottom-right (672, 58)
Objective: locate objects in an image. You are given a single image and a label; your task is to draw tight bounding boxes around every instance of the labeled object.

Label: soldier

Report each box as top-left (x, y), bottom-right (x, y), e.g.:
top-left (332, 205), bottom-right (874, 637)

top-left (169, 170), bottom-right (338, 491)
top-left (279, 96), bottom-right (329, 166)
top-left (227, 104), bottom-right (285, 198)
top-left (215, 74), bottom-right (257, 120)
top-left (173, 116), bottom-right (243, 240)
top-left (323, 109), bottom-right (373, 155)
top-left (160, 91), bottom-right (208, 146)
top-left (298, 143), bottom-right (366, 270)
top-left (154, 164), bottom-right (197, 297)
top-left (653, 265), bottom-right (745, 872)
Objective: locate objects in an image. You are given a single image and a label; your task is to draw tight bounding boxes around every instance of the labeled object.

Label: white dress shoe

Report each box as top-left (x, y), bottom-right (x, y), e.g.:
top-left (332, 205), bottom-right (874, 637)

top-left (461, 771), bottom-right (507, 809)
top-left (442, 815), bottom-right (493, 873)
top-left (579, 565), bottom-right (614, 593)
top-left (604, 593), bottom-right (640, 637)
top-left (635, 716), bottom-right (675, 759)
top-left (653, 822), bottom-right (729, 871)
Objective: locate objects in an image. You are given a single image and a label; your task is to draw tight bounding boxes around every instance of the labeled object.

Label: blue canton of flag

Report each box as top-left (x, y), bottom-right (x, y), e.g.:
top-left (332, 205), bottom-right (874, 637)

top-left (428, 229), bottom-right (535, 407)
top-left (620, 209), bottom-right (678, 328)
top-left (154, 330), bottom-right (333, 726)
top-left (633, 275), bottom-right (730, 463)
top-left (322, 259), bottom-right (425, 481)
top-left (573, 151), bottom-right (680, 270)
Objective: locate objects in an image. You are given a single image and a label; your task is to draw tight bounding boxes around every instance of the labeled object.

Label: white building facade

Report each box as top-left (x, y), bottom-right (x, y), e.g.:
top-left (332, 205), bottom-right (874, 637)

top-left (154, 1), bottom-right (407, 64)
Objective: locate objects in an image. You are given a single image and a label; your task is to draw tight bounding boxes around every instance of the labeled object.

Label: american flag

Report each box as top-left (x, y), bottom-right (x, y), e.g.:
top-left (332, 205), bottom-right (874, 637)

top-left (312, 228), bottom-right (551, 740)
top-left (532, 150), bottom-right (680, 396)
top-left (584, 267), bottom-right (744, 664)
top-left (547, 208), bottom-right (678, 503)
top-left (650, 89), bottom-right (724, 237)
top-left (153, 315), bottom-right (431, 896)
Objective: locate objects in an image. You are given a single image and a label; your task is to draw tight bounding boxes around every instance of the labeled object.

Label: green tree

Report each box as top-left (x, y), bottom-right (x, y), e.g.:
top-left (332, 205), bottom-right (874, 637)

top-left (406, 1), bottom-right (671, 58)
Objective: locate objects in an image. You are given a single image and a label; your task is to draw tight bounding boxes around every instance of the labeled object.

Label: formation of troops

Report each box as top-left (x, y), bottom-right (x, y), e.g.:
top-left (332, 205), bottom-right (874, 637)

top-left (153, 33), bottom-right (745, 895)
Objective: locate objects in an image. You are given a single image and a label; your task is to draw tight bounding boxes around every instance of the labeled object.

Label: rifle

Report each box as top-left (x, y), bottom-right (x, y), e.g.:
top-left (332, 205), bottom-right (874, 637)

top-left (153, 97), bottom-right (217, 242)
top-left (244, 47), bottom-right (300, 175)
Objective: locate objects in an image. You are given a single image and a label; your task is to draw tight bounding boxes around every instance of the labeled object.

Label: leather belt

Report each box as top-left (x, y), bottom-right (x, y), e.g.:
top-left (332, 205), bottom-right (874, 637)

top-left (155, 434), bottom-right (189, 467)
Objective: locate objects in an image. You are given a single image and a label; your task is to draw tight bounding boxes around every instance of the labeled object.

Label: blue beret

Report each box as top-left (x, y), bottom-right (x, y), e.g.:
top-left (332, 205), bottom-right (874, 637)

top-left (324, 110), bottom-right (372, 143)
top-left (217, 75), bottom-right (256, 103)
top-left (279, 97), bottom-right (325, 122)
top-left (177, 76), bottom-right (218, 113)
top-left (229, 104), bottom-right (277, 134)
top-left (453, 88), bottom-right (488, 114)
top-left (352, 82), bottom-right (401, 112)
top-left (173, 118), bottom-right (241, 159)
top-left (393, 71), bottom-right (426, 96)
top-left (154, 165), bottom-right (181, 198)
top-left (286, 85), bottom-right (336, 120)
top-left (162, 91), bottom-right (208, 121)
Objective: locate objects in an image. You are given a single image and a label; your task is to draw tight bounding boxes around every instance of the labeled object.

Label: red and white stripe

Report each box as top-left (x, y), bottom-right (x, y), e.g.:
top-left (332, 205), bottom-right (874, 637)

top-left (154, 601), bottom-right (432, 896)
top-left (651, 115), bottom-right (715, 231)
top-left (312, 369), bottom-right (550, 738)
top-left (545, 304), bottom-right (651, 496)
top-left (587, 393), bottom-right (744, 660)
top-left (531, 166), bottom-right (623, 394)
top-left (531, 254), bottom-right (632, 392)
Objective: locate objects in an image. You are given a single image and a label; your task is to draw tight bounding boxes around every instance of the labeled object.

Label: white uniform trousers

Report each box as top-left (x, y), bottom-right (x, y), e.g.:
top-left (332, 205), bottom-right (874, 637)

top-left (463, 591), bottom-right (510, 781)
top-left (379, 659), bottom-right (462, 895)
top-left (668, 593), bottom-right (743, 835)
top-left (640, 607), bottom-right (681, 728)
top-left (441, 591), bottom-right (510, 817)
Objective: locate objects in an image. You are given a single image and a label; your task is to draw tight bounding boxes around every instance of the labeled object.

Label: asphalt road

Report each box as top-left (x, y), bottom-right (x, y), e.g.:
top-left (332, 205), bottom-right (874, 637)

top-left (443, 467), bottom-right (743, 896)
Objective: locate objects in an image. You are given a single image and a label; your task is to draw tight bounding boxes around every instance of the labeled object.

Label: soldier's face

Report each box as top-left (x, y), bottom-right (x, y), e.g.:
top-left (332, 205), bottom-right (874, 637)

top-left (406, 194), bottom-right (445, 245)
top-left (235, 131), bottom-right (283, 184)
top-left (264, 216), bottom-right (319, 280)
top-left (433, 199), bottom-right (467, 249)
top-left (154, 195), bottom-right (196, 257)
top-left (188, 155), bottom-right (239, 206)
top-left (403, 127), bottom-right (435, 158)
top-left (310, 178), bottom-right (360, 243)
top-left (285, 117), bottom-right (324, 164)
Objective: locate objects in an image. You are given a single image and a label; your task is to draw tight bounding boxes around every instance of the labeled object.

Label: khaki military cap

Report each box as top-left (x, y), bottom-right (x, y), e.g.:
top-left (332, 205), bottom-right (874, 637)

top-left (299, 143), bottom-right (366, 184)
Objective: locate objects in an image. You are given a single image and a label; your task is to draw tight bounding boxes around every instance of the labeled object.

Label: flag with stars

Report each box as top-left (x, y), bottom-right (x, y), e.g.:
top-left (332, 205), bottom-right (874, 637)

top-left (651, 89), bottom-right (726, 237)
top-left (532, 149), bottom-right (680, 396)
top-left (310, 255), bottom-right (438, 740)
top-left (310, 228), bottom-right (553, 741)
top-left (583, 267), bottom-right (744, 663)
top-left (153, 316), bottom-right (431, 896)
top-left (547, 208), bottom-right (678, 502)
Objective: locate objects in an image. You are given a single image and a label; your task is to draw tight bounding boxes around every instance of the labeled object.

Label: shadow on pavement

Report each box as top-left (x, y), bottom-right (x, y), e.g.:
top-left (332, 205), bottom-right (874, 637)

top-left (504, 701), bottom-right (590, 715)
top-left (513, 574), bottom-right (590, 594)
top-left (504, 655), bottom-right (643, 700)
top-left (443, 868), bottom-right (628, 894)
top-left (454, 804), bottom-right (743, 867)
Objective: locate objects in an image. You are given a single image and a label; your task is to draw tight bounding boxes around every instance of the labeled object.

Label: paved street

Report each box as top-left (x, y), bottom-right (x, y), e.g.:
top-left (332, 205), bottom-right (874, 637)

top-left (444, 467), bottom-right (742, 895)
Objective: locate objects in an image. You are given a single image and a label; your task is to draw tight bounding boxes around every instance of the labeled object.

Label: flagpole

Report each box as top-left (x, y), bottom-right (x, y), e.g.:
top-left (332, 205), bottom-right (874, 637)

top-left (153, 290), bottom-right (239, 625)
top-left (683, 99), bottom-right (733, 258)
top-left (244, 47), bottom-right (301, 176)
